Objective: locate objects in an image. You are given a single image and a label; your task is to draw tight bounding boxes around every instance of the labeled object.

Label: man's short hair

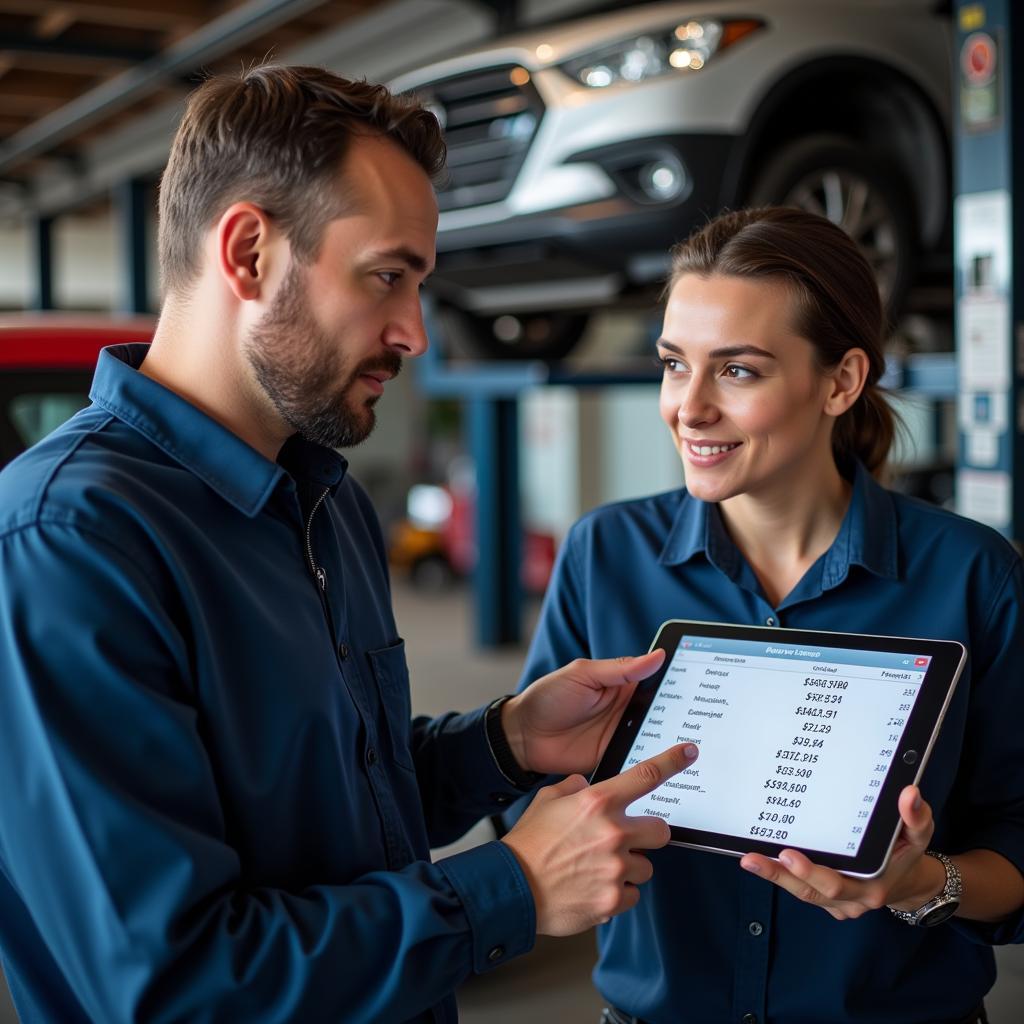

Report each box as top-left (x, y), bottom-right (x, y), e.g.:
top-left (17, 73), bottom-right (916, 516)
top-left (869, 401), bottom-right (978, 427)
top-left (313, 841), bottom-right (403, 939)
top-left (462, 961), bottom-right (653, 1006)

top-left (157, 64), bottom-right (446, 296)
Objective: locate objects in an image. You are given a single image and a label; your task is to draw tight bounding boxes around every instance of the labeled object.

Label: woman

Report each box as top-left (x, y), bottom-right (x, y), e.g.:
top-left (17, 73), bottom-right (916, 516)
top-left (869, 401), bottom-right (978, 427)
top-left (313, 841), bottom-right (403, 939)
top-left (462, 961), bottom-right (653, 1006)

top-left (517, 208), bottom-right (1024, 1023)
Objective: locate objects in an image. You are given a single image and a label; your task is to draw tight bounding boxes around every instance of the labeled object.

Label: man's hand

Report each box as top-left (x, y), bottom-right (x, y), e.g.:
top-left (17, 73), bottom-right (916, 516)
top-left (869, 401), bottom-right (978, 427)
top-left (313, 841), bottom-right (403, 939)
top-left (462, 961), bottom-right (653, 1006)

top-left (501, 742), bottom-right (698, 936)
top-left (501, 650), bottom-right (666, 776)
top-left (739, 785), bottom-right (938, 920)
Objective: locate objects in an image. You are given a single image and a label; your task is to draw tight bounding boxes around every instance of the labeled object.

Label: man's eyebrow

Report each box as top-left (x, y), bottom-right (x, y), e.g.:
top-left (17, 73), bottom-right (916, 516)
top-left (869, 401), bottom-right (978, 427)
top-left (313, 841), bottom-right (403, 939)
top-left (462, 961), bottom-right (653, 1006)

top-left (655, 339), bottom-right (777, 360)
top-left (366, 246), bottom-right (434, 276)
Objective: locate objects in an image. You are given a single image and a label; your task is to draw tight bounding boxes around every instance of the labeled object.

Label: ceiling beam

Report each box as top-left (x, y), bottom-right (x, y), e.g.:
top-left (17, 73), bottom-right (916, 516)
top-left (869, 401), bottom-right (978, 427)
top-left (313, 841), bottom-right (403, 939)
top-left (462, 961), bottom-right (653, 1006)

top-left (0, 0), bottom-right (331, 176)
top-left (0, 0), bottom-right (497, 222)
top-left (0, 33), bottom-right (158, 62)
top-left (0, 0), bottom-right (208, 31)
top-left (0, 116), bottom-right (34, 133)
top-left (1, 69), bottom-right (100, 98)
top-left (35, 9), bottom-right (77, 37)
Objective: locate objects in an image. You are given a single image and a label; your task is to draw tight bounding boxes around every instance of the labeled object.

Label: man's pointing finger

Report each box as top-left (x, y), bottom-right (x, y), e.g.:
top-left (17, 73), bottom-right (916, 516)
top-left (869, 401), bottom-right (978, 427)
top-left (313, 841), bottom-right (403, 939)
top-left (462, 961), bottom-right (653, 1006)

top-left (596, 742), bottom-right (699, 807)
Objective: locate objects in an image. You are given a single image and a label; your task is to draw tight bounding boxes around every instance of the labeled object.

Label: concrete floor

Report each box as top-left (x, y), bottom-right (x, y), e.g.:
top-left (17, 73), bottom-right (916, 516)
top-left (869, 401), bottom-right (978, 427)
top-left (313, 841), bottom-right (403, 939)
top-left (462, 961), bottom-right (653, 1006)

top-left (2, 579), bottom-right (1023, 1022)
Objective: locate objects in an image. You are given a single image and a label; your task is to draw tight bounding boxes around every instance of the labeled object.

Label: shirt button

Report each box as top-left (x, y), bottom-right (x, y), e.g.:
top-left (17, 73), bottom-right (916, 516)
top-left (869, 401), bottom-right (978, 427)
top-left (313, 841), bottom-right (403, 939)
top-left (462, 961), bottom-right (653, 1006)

top-left (765, 616), bottom-right (776, 626)
top-left (742, 1015), bottom-right (758, 1024)
top-left (487, 946), bottom-right (504, 963)
top-left (338, 643), bottom-right (350, 660)
top-left (492, 793), bottom-right (512, 806)
top-left (748, 921), bottom-right (763, 936)
top-left (365, 747), bottom-right (378, 767)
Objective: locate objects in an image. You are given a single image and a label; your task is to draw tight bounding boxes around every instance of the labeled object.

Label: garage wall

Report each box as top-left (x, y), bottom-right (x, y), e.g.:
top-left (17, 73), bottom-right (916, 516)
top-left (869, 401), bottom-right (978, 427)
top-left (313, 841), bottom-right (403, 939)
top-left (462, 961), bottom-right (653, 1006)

top-left (520, 385), bottom-right (684, 543)
top-left (0, 225), bottom-right (28, 309)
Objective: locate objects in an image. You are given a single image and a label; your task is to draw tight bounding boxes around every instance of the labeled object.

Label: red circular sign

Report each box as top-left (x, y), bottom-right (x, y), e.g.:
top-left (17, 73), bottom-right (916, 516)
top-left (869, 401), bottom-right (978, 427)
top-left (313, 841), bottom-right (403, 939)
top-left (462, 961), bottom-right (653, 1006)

top-left (961, 32), bottom-right (996, 87)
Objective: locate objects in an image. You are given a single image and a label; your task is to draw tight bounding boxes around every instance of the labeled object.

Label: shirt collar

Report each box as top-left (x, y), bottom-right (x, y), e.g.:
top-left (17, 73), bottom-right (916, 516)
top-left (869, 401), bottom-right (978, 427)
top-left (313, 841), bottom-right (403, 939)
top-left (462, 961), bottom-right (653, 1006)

top-left (821, 461), bottom-right (899, 586)
top-left (658, 461), bottom-right (899, 586)
top-left (658, 491), bottom-right (737, 573)
top-left (89, 344), bottom-right (348, 517)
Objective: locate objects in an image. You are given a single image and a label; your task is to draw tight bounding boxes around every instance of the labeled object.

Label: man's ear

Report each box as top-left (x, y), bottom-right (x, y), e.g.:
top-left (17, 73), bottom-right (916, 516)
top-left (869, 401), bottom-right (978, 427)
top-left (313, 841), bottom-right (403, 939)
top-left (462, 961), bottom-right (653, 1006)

top-left (823, 347), bottom-right (870, 418)
top-left (216, 202), bottom-right (276, 302)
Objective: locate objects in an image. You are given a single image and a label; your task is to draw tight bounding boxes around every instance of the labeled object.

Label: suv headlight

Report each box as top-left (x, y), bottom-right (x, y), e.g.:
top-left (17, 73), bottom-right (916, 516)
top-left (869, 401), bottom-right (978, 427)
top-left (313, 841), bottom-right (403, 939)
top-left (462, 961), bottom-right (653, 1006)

top-left (560, 18), bottom-right (764, 88)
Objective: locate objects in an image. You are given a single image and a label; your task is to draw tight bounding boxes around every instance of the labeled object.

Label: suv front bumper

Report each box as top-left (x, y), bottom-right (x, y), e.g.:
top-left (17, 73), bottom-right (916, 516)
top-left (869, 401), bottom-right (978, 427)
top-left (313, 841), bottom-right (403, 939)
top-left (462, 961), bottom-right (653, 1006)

top-left (430, 132), bottom-right (738, 314)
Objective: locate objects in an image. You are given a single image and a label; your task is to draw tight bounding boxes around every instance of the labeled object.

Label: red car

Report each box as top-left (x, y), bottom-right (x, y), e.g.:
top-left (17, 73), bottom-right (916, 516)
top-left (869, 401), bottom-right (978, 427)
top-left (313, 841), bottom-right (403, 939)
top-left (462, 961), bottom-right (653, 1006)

top-left (0, 314), bottom-right (155, 465)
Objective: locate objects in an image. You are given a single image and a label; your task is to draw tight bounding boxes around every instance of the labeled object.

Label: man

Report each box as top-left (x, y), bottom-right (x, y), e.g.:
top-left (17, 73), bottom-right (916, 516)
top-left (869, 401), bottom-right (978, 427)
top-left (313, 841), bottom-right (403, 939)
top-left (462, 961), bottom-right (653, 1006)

top-left (0, 66), bottom-right (695, 1023)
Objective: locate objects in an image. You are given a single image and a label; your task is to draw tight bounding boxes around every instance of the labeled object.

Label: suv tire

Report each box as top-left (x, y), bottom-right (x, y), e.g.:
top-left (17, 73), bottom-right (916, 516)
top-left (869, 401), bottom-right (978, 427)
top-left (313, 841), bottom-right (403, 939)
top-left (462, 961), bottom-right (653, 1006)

top-left (747, 134), bottom-right (918, 322)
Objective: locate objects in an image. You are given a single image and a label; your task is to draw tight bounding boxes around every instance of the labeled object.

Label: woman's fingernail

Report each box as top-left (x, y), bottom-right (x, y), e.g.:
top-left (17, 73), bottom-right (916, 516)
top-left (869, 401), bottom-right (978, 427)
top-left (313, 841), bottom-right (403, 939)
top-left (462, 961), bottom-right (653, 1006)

top-left (683, 743), bottom-right (699, 759)
top-left (913, 794), bottom-right (922, 812)
top-left (779, 852), bottom-right (795, 869)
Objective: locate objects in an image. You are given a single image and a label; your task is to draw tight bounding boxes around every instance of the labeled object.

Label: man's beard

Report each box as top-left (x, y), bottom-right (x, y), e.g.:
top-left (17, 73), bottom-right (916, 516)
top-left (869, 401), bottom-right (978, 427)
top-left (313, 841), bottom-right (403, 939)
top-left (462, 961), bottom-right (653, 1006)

top-left (243, 263), bottom-right (401, 449)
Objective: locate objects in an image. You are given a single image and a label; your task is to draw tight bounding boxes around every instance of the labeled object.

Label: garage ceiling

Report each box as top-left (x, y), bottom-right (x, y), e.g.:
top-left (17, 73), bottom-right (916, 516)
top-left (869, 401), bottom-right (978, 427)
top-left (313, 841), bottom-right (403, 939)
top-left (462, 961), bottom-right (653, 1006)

top-left (0, 0), bottom-right (387, 186)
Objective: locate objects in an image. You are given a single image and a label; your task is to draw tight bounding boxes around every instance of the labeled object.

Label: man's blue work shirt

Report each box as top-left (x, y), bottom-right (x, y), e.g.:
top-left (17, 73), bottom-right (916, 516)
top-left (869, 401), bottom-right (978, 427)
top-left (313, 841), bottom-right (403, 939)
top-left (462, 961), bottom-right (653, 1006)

top-left (519, 464), bottom-right (1024, 1024)
top-left (0, 345), bottom-right (535, 1023)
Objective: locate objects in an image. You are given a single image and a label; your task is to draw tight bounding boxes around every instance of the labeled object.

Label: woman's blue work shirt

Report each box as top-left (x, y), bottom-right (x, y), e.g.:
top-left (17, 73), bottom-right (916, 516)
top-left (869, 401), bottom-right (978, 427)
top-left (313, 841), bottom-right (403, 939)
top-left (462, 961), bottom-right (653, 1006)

top-left (518, 463), bottom-right (1024, 1024)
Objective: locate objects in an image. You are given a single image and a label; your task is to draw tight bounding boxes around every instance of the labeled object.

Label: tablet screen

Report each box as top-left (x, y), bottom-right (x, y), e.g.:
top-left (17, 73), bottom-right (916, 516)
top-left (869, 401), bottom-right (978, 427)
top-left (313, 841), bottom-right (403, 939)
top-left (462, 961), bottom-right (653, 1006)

top-left (623, 633), bottom-right (934, 858)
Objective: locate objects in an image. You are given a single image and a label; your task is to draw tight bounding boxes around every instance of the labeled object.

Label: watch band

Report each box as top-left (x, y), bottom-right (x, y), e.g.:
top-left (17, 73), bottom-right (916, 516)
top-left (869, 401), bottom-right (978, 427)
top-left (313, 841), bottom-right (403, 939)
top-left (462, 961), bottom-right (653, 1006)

top-left (484, 695), bottom-right (543, 791)
top-left (889, 850), bottom-right (962, 926)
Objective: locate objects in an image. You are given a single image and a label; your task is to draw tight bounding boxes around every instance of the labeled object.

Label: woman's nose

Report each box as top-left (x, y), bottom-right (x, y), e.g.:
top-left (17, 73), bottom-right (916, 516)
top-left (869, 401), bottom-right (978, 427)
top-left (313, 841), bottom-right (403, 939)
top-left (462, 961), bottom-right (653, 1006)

top-left (677, 377), bottom-right (718, 428)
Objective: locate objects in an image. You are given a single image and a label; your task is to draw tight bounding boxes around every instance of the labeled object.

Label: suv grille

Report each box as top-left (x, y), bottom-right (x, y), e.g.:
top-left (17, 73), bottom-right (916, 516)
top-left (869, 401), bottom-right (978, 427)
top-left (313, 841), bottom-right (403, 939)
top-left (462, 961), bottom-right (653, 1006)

top-left (414, 66), bottom-right (544, 212)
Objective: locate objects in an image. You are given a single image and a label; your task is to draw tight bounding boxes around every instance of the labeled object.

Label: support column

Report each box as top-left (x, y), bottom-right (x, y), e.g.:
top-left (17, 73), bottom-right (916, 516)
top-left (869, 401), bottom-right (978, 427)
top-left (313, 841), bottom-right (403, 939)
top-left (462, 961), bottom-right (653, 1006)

top-left (114, 177), bottom-right (150, 314)
top-left (468, 396), bottom-right (522, 646)
top-left (30, 214), bottom-right (54, 311)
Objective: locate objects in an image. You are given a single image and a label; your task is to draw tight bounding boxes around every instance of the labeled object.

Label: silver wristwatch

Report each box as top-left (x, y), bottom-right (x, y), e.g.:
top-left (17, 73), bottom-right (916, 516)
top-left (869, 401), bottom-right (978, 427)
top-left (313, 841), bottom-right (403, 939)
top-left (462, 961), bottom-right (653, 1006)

top-left (889, 851), bottom-right (962, 927)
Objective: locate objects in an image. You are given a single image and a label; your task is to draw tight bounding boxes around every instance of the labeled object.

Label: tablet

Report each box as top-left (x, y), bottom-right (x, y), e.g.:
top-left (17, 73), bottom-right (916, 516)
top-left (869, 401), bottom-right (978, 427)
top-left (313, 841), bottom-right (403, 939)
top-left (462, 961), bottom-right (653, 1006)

top-left (591, 620), bottom-right (966, 878)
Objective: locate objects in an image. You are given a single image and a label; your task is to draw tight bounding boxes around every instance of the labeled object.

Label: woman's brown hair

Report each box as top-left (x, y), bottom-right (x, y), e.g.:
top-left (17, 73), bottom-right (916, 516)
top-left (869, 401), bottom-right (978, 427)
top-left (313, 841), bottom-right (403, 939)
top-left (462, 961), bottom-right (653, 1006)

top-left (667, 207), bottom-right (898, 478)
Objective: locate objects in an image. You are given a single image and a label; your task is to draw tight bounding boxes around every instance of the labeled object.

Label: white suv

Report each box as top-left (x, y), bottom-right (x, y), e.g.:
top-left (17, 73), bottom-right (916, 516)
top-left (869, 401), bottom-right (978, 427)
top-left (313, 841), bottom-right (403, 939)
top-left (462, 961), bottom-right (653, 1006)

top-left (391, 0), bottom-right (952, 359)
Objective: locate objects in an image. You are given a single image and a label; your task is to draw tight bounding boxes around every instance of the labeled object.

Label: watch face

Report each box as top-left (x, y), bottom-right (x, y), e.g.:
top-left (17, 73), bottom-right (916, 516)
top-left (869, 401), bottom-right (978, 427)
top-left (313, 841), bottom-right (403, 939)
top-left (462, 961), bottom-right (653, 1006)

top-left (919, 899), bottom-right (960, 927)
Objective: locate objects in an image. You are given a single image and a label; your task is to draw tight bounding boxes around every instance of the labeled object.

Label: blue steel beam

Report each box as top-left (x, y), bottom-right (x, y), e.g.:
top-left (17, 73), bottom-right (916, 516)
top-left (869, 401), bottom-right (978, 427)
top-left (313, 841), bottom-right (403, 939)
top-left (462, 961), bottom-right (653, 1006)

top-left (468, 397), bottom-right (522, 647)
top-left (31, 215), bottom-right (54, 311)
top-left (114, 178), bottom-right (151, 315)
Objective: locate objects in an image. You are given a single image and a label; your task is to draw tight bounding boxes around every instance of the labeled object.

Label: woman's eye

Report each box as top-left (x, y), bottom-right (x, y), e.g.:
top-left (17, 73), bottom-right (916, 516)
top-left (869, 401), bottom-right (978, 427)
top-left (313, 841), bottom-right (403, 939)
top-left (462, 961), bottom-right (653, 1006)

top-left (655, 355), bottom-right (686, 373)
top-left (724, 364), bottom-right (757, 380)
top-left (378, 271), bottom-right (401, 287)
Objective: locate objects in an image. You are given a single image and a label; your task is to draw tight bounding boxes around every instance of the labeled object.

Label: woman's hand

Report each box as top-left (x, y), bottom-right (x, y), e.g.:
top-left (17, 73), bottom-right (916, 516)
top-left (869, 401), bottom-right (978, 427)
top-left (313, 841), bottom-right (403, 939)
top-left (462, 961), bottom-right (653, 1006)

top-left (501, 650), bottom-right (666, 776)
top-left (739, 786), bottom-right (942, 920)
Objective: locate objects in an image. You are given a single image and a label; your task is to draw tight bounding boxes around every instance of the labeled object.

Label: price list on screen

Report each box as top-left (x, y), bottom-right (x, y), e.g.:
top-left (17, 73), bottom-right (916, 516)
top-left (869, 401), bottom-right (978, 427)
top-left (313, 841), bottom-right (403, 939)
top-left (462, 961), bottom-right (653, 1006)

top-left (624, 636), bottom-right (930, 856)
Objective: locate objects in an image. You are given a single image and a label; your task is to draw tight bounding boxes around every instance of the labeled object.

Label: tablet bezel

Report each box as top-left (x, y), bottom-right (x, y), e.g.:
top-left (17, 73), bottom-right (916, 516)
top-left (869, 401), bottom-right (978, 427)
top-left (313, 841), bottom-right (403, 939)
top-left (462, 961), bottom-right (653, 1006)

top-left (590, 620), bottom-right (966, 878)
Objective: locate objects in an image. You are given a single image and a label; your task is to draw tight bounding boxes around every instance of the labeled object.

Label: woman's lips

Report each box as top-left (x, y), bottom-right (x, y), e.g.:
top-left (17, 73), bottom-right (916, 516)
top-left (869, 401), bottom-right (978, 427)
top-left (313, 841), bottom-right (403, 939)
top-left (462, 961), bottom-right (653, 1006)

top-left (684, 440), bottom-right (741, 466)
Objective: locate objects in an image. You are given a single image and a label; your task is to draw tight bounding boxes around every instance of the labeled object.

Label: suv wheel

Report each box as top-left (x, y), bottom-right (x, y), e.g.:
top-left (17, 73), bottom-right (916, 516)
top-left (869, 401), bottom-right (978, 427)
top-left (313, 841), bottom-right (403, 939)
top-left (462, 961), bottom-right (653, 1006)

top-left (748, 134), bottom-right (918, 320)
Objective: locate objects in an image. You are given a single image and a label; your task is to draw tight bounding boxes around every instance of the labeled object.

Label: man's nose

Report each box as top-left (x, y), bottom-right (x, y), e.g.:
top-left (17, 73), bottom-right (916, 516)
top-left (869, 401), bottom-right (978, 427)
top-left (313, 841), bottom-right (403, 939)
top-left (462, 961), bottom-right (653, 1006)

top-left (383, 294), bottom-right (429, 357)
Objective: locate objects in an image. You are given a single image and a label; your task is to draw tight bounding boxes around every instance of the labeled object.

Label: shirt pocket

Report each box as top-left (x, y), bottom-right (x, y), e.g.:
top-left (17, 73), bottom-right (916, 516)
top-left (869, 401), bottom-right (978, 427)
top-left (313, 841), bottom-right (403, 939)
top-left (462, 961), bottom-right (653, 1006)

top-left (366, 639), bottom-right (416, 772)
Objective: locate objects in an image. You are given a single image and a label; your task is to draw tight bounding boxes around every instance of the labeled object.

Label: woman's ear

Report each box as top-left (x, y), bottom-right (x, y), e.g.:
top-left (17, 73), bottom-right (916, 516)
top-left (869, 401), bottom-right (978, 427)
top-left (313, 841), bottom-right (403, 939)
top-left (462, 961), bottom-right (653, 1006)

top-left (824, 347), bottom-right (870, 418)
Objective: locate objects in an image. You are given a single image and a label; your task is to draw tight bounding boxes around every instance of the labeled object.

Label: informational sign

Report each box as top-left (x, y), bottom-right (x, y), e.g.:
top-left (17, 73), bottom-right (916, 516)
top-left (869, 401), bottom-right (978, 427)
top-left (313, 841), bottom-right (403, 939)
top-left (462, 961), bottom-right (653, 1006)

top-left (958, 390), bottom-right (1008, 467)
top-left (960, 30), bottom-right (1000, 129)
top-left (956, 467), bottom-right (1013, 527)
top-left (955, 189), bottom-right (1014, 529)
